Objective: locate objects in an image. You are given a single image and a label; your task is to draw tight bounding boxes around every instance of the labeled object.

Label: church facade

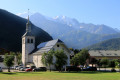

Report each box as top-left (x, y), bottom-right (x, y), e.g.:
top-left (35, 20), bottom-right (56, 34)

top-left (22, 16), bottom-right (70, 70)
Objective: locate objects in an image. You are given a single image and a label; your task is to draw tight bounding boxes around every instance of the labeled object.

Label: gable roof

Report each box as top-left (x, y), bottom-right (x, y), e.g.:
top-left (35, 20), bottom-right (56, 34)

top-left (37, 39), bottom-right (63, 49)
top-left (32, 39), bottom-right (63, 55)
top-left (89, 50), bottom-right (120, 57)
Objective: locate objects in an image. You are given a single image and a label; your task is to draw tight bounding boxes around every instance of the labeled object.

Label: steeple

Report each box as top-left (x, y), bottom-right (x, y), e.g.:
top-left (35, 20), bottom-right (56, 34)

top-left (22, 9), bottom-right (35, 67)
top-left (26, 9), bottom-right (31, 32)
top-left (22, 9), bottom-right (34, 37)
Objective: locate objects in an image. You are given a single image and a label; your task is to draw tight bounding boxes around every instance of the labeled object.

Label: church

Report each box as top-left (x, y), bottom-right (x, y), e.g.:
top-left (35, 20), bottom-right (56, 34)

top-left (22, 15), bottom-right (70, 70)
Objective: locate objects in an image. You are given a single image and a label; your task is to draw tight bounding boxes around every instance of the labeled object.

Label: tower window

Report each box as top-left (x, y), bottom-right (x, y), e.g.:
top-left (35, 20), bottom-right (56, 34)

top-left (27, 39), bottom-right (30, 43)
top-left (31, 39), bottom-right (33, 43)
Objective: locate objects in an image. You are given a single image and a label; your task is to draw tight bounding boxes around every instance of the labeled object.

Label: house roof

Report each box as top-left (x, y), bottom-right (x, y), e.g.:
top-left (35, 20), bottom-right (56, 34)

top-left (89, 50), bottom-right (120, 57)
top-left (32, 39), bottom-right (63, 55)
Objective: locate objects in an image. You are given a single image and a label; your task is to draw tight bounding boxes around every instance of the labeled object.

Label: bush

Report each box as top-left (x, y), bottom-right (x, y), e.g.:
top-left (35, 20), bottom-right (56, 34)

top-left (66, 66), bottom-right (81, 72)
top-left (111, 69), bottom-right (116, 72)
top-left (40, 67), bottom-right (47, 71)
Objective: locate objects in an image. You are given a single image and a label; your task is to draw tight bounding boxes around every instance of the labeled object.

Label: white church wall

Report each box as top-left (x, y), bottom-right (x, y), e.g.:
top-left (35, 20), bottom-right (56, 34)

top-left (28, 54), bottom-right (33, 62)
top-left (22, 36), bottom-right (35, 66)
top-left (22, 37), bottom-right (26, 66)
top-left (33, 43), bottom-right (70, 70)
top-left (33, 54), bottom-right (45, 68)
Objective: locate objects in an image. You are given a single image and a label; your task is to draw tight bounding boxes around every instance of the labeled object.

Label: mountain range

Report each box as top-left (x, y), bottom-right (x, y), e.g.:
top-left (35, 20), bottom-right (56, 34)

top-left (86, 38), bottom-right (120, 50)
top-left (17, 12), bottom-right (120, 49)
top-left (0, 9), bottom-right (52, 52)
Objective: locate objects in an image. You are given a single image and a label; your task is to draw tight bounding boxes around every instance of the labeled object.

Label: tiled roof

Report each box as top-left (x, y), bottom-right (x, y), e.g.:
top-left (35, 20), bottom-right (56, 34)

top-left (89, 50), bottom-right (120, 57)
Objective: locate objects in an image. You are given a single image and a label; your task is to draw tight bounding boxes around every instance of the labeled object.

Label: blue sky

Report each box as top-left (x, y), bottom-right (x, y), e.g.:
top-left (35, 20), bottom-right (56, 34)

top-left (0, 0), bottom-right (120, 29)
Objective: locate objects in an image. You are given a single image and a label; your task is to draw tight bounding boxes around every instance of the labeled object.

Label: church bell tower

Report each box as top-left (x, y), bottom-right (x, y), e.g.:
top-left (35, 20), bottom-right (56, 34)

top-left (22, 10), bottom-right (35, 67)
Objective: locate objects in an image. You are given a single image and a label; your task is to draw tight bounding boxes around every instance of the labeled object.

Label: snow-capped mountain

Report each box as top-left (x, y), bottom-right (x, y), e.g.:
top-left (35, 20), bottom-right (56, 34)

top-left (17, 12), bottom-right (120, 49)
top-left (53, 15), bottom-right (80, 28)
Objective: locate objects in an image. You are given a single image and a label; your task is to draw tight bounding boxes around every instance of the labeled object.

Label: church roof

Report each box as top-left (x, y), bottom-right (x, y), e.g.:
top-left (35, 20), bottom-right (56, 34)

top-left (37, 39), bottom-right (63, 49)
top-left (22, 32), bottom-right (34, 37)
top-left (32, 39), bottom-right (63, 55)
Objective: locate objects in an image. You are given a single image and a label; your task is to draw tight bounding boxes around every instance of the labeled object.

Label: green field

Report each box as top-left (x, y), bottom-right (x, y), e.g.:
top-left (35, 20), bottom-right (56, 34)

top-left (0, 71), bottom-right (120, 80)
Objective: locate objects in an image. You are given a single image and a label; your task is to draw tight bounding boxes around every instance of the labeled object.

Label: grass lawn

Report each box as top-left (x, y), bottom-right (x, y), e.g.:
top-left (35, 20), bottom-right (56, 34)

top-left (0, 71), bottom-right (120, 80)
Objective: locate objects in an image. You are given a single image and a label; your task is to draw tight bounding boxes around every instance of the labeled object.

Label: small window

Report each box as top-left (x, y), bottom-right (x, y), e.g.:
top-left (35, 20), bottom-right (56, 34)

top-left (27, 39), bottom-right (30, 43)
top-left (31, 39), bottom-right (33, 43)
top-left (57, 45), bottom-right (59, 47)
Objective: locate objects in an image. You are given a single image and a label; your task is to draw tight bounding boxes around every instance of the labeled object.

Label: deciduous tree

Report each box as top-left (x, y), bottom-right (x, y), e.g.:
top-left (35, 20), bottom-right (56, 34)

top-left (54, 50), bottom-right (68, 72)
top-left (100, 58), bottom-right (109, 71)
top-left (90, 57), bottom-right (98, 67)
top-left (4, 52), bottom-right (15, 72)
top-left (71, 49), bottom-right (89, 69)
top-left (42, 50), bottom-right (54, 72)
top-left (16, 52), bottom-right (22, 65)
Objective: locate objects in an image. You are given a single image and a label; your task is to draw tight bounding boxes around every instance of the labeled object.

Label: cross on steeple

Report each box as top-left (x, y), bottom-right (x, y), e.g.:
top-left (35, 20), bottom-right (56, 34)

top-left (26, 9), bottom-right (31, 32)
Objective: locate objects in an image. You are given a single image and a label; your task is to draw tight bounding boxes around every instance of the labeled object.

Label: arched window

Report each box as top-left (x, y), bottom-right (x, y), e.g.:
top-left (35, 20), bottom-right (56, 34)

top-left (31, 39), bottom-right (33, 43)
top-left (27, 39), bottom-right (30, 43)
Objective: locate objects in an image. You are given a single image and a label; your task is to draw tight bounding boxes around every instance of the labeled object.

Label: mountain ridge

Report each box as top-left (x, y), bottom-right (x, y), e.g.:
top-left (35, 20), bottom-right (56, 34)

top-left (17, 12), bottom-right (120, 49)
top-left (0, 9), bottom-right (53, 52)
top-left (86, 38), bottom-right (120, 50)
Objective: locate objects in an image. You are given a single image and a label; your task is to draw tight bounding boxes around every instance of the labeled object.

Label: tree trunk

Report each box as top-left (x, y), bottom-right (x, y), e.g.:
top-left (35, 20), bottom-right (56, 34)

top-left (105, 65), bottom-right (106, 71)
top-left (99, 66), bottom-right (100, 71)
top-left (49, 65), bottom-right (51, 72)
top-left (8, 67), bottom-right (10, 72)
top-left (92, 63), bottom-right (93, 67)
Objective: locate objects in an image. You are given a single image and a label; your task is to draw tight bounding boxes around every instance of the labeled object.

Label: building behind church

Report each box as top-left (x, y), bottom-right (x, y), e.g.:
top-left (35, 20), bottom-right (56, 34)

top-left (89, 50), bottom-right (120, 60)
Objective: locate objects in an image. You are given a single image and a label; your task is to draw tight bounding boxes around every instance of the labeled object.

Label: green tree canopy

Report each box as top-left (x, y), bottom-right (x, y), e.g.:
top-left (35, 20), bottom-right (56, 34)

top-left (41, 50), bottom-right (54, 72)
top-left (109, 59), bottom-right (116, 68)
top-left (71, 55), bottom-right (79, 66)
top-left (71, 49), bottom-right (89, 68)
top-left (54, 50), bottom-right (68, 72)
top-left (16, 52), bottom-right (22, 65)
top-left (100, 58), bottom-right (109, 71)
top-left (4, 52), bottom-right (15, 72)
top-left (89, 57), bottom-right (98, 67)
